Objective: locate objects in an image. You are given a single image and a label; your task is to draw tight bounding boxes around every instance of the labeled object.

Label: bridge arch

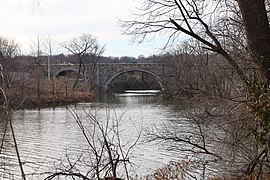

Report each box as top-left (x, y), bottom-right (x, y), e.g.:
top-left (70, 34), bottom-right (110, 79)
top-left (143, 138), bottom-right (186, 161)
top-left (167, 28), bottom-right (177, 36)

top-left (53, 68), bottom-right (81, 78)
top-left (103, 69), bottom-right (164, 92)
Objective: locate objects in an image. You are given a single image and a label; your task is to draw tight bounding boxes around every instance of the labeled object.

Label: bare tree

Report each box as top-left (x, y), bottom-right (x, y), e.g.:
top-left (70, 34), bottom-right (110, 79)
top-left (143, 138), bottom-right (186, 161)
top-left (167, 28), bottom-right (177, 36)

top-left (30, 35), bottom-right (46, 109)
top-left (167, 40), bottom-right (242, 99)
top-left (62, 34), bottom-right (105, 90)
top-left (45, 35), bottom-right (59, 80)
top-left (45, 106), bottom-right (141, 180)
top-left (0, 36), bottom-right (20, 88)
top-left (120, 0), bottom-right (270, 177)
top-left (120, 0), bottom-right (250, 84)
top-left (145, 98), bottom-right (259, 179)
top-left (236, 0), bottom-right (270, 82)
top-left (0, 42), bottom-right (26, 179)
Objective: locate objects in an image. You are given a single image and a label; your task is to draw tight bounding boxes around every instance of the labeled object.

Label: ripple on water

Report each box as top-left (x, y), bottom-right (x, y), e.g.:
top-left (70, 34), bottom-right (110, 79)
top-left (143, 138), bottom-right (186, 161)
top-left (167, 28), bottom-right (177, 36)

top-left (0, 92), bottom-right (190, 179)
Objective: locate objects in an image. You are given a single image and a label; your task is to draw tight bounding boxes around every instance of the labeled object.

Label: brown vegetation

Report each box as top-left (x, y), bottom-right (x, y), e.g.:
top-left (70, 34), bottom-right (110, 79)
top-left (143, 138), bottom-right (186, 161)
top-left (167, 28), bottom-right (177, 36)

top-left (7, 77), bottom-right (94, 110)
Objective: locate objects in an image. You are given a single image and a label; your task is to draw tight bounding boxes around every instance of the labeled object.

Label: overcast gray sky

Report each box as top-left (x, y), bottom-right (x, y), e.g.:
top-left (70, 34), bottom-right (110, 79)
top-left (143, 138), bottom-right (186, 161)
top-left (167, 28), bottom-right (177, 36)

top-left (0, 0), bottom-right (162, 57)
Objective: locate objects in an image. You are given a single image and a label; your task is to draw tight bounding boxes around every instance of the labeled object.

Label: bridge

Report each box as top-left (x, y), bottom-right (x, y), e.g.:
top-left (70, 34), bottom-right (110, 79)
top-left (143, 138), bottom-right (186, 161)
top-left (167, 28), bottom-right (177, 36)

top-left (50, 63), bottom-right (170, 92)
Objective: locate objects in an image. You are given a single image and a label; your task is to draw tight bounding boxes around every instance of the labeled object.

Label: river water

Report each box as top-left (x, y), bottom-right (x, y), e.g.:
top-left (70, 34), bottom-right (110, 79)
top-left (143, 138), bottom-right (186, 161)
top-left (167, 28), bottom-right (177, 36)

top-left (0, 90), bottom-right (201, 179)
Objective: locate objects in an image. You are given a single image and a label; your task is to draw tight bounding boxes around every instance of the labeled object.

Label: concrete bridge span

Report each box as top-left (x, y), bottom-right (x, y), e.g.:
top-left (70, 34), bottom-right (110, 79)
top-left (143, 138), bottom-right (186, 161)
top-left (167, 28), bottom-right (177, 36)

top-left (101, 68), bottom-right (164, 92)
top-left (50, 63), bottom-right (169, 92)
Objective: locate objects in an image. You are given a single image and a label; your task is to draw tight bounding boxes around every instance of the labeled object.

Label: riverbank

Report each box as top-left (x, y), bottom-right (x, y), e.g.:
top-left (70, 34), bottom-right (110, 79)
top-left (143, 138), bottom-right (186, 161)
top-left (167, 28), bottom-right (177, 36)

top-left (9, 91), bottom-right (94, 110)
top-left (6, 78), bottom-right (95, 110)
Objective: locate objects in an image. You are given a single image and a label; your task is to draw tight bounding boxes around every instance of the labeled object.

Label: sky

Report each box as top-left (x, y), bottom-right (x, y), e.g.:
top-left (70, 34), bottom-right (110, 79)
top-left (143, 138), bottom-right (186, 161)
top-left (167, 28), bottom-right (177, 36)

top-left (0, 0), bottom-right (163, 57)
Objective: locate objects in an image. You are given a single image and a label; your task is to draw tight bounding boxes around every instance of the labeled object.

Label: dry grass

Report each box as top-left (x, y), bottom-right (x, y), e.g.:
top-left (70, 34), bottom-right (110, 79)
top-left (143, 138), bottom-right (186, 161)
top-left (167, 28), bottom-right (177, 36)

top-left (7, 77), bottom-right (95, 109)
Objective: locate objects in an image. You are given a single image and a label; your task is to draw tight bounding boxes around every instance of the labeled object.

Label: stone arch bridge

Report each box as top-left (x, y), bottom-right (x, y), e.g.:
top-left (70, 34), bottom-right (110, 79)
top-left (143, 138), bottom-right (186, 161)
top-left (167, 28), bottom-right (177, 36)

top-left (50, 63), bottom-right (171, 92)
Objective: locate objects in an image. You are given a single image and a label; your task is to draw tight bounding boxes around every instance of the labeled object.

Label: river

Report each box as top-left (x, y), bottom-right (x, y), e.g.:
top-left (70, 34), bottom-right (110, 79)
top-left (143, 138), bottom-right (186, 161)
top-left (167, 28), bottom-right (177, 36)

top-left (0, 90), bottom-right (201, 179)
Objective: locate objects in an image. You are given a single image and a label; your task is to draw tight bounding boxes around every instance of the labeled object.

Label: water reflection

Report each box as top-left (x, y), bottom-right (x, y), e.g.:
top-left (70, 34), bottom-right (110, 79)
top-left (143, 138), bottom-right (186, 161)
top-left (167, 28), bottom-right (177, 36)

top-left (98, 90), bottom-right (163, 105)
top-left (0, 90), bottom-right (189, 179)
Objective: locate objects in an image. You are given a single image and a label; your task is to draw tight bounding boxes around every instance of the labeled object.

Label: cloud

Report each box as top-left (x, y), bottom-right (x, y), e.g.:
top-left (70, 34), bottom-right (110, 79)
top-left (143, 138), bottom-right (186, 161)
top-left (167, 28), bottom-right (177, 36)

top-left (0, 0), bottom-right (162, 57)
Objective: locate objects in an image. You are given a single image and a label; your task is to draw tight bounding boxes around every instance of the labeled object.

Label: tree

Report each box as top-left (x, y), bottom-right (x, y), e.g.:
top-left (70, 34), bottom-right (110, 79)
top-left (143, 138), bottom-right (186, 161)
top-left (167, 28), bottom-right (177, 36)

top-left (121, 0), bottom-right (270, 83)
top-left (62, 34), bottom-right (105, 90)
top-left (0, 37), bottom-right (26, 180)
top-left (30, 35), bottom-right (46, 109)
top-left (236, 0), bottom-right (270, 82)
top-left (120, 0), bottom-right (270, 177)
top-left (45, 106), bottom-right (141, 180)
top-left (0, 36), bottom-right (20, 88)
top-left (167, 42), bottom-right (236, 98)
top-left (45, 35), bottom-right (59, 80)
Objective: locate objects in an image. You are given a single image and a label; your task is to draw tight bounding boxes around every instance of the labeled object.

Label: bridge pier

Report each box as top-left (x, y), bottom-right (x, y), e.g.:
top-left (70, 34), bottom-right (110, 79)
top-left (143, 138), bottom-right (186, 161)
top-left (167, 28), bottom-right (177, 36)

top-left (99, 85), bottom-right (108, 93)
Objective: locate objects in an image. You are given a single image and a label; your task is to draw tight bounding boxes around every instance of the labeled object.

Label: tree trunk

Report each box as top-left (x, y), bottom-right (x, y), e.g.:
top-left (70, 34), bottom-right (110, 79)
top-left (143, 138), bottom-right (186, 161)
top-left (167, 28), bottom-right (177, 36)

top-left (73, 55), bottom-right (83, 90)
top-left (37, 78), bottom-right (40, 110)
top-left (52, 79), bottom-right (55, 104)
top-left (65, 80), bottom-right (68, 99)
top-left (237, 0), bottom-right (270, 83)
